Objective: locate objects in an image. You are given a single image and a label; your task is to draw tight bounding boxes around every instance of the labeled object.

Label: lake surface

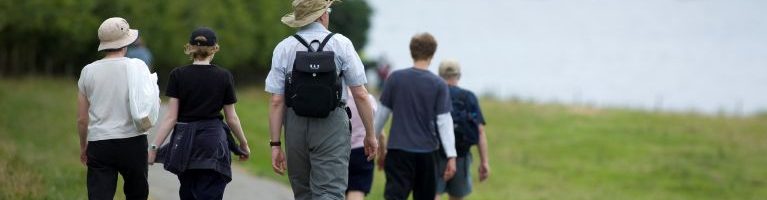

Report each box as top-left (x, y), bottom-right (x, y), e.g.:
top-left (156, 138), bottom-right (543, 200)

top-left (365, 0), bottom-right (767, 115)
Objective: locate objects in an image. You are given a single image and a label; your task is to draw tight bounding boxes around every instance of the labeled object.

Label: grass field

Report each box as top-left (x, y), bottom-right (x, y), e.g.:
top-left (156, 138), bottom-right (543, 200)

top-left (2, 78), bottom-right (766, 199)
top-left (0, 78), bottom-right (87, 199)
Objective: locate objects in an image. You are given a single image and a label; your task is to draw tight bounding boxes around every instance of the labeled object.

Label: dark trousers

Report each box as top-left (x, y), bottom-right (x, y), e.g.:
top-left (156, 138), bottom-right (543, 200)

top-left (384, 149), bottom-right (439, 200)
top-left (178, 169), bottom-right (229, 200)
top-left (87, 135), bottom-right (148, 200)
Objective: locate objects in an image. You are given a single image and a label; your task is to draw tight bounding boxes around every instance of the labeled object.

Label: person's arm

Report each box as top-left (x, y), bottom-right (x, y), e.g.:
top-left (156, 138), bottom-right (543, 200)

top-left (435, 82), bottom-right (457, 180)
top-left (468, 92), bottom-right (490, 181)
top-left (147, 98), bottom-right (179, 165)
top-left (373, 104), bottom-right (391, 171)
top-left (478, 124), bottom-right (490, 182)
top-left (437, 112), bottom-right (457, 181)
top-left (436, 84), bottom-right (457, 158)
top-left (224, 104), bottom-right (250, 161)
top-left (338, 34), bottom-right (378, 161)
top-left (437, 113), bottom-right (457, 158)
top-left (264, 42), bottom-right (290, 175)
top-left (374, 73), bottom-right (396, 170)
top-left (269, 94), bottom-right (287, 175)
top-left (350, 85), bottom-right (378, 161)
top-left (376, 133), bottom-right (387, 171)
top-left (220, 70), bottom-right (249, 160)
top-left (374, 103), bottom-right (391, 135)
top-left (77, 93), bottom-right (89, 166)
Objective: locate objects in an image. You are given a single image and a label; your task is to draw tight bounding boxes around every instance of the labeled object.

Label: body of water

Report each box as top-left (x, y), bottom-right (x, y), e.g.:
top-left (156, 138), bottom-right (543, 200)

top-left (365, 0), bottom-right (767, 115)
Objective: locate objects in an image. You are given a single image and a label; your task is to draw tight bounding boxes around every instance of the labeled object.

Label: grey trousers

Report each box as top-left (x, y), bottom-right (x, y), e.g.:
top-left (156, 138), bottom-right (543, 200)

top-left (285, 107), bottom-right (351, 200)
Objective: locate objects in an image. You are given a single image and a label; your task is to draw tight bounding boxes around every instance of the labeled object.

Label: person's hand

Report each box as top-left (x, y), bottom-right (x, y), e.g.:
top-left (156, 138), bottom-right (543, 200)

top-left (147, 150), bottom-right (157, 165)
top-left (479, 162), bottom-right (490, 182)
top-left (363, 134), bottom-right (379, 161)
top-left (79, 145), bottom-right (88, 166)
top-left (376, 134), bottom-right (386, 171)
top-left (238, 143), bottom-right (251, 161)
top-left (376, 147), bottom-right (386, 171)
top-left (443, 157), bottom-right (456, 181)
top-left (271, 146), bottom-right (287, 175)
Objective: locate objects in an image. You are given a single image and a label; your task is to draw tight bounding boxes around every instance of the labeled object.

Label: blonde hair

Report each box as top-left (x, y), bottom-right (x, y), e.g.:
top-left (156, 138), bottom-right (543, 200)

top-left (184, 36), bottom-right (220, 60)
top-left (439, 59), bottom-right (461, 79)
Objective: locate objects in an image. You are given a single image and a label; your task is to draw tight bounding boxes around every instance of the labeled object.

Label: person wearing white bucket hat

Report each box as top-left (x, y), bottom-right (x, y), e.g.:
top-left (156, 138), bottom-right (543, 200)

top-left (97, 17), bottom-right (139, 51)
top-left (265, 0), bottom-right (379, 199)
top-left (77, 17), bottom-right (149, 200)
top-left (280, 0), bottom-right (339, 28)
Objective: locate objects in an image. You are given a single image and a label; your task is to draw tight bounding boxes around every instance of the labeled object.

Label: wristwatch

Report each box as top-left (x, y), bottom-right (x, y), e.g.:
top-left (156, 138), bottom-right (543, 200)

top-left (269, 140), bottom-right (281, 147)
top-left (149, 144), bottom-right (158, 151)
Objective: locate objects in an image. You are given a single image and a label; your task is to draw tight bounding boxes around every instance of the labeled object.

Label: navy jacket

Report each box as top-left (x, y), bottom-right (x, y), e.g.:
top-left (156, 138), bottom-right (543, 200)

top-left (157, 119), bottom-right (245, 180)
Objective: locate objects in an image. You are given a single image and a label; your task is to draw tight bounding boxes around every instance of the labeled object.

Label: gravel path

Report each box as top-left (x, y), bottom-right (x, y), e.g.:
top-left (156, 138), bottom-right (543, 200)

top-left (146, 106), bottom-right (293, 200)
top-left (147, 164), bottom-right (293, 200)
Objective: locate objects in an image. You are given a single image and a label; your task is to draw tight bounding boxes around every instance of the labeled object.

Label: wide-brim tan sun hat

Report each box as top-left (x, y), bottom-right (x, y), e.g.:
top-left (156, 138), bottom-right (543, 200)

top-left (97, 17), bottom-right (139, 51)
top-left (281, 0), bottom-right (339, 28)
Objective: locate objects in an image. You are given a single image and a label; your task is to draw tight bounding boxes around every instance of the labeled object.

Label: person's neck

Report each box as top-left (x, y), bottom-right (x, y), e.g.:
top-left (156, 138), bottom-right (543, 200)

top-left (413, 60), bottom-right (431, 70)
top-left (103, 52), bottom-right (125, 59)
top-left (193, 58), bottom-right (213, 65)
top-left (313, 20), bottom-right (329, 29)
top-left (446, 79), bottom-right (459, 86)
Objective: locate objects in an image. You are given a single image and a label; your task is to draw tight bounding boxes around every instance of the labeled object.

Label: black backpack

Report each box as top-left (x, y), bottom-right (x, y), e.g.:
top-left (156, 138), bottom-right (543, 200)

top-left (285, 33), bottom-right (342, 118)
top-left (450, 88), bottom-right (479, 156)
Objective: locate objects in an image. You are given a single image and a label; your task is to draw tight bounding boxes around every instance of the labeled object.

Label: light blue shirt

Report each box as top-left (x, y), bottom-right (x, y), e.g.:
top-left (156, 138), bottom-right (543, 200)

top-left (265, 22), bottom-right (367, 100)
top-left (126, 46), bottom-right (153, 67)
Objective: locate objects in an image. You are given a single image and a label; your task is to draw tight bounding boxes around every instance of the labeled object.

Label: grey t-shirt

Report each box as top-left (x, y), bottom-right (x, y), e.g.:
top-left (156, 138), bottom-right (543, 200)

top-left (380, 67), bottom-right (452, 153)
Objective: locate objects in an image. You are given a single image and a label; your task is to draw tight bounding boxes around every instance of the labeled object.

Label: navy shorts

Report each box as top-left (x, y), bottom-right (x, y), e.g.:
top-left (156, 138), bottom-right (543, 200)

top-left (347, 147), bottom-right (374, 194)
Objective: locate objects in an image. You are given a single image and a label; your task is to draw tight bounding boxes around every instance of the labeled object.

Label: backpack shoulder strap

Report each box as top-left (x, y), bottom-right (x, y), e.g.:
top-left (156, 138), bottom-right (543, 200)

top-left (460, 88), bottom-right (471, 103)
top-left (460, 89), bottom-right (476, 121)
top-left (317, 33), bottom-right (337, 52)
top-left (451, 87), bottom-right (469, 104)
top-left (292, 34), bottom-right (316, 52)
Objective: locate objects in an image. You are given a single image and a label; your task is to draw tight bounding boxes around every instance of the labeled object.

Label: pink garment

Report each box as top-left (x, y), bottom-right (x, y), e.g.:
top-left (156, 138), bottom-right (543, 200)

top-left (348, 91), bottom-right (377, 149)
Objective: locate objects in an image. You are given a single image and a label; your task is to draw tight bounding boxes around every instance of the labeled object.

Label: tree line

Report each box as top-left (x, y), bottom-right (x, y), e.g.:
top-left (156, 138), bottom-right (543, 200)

top-left (0, 0), bottom-right (372, 83)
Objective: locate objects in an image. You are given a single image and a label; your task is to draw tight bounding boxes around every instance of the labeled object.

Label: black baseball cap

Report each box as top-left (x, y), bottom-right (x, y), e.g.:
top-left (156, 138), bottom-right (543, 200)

top-left (189, 27), bottom-right (217, 46)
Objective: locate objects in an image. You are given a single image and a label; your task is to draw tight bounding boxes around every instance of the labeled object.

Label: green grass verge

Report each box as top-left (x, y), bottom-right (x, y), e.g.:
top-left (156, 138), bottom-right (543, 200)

top-left (235, 85), bottom-right (767, 200)
top-left (2, 78), bottom-right (766, 199)
top-left (0, 78), bottom-right (87, 199)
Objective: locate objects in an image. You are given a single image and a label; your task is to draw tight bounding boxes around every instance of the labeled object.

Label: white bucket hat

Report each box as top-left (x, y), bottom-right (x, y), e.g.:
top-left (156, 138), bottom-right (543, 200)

top-left (97, 17), bottom-right (138, 51)
top-left (281, 0), bottom-right (338, 28)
